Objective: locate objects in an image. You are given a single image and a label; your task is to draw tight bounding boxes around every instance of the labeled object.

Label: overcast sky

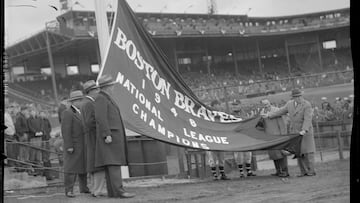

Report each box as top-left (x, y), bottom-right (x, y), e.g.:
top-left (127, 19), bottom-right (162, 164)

top-left (5, 0), bottom-right (350, 46)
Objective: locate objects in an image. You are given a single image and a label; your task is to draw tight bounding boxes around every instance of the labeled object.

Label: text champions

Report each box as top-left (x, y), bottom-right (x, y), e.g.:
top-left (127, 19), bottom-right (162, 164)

top-left (113, 27), bottom-right (243, 123)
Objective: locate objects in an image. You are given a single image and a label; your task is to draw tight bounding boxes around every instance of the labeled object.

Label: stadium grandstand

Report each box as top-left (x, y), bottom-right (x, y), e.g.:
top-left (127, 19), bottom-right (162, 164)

top-left (3, 1), bottom-right (354, 183)
top-left (4, 7), bottom-right (352, 117)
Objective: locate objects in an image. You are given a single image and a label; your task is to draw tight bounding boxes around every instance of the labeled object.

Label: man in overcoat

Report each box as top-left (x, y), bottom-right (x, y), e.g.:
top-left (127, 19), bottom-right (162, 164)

top-left (94, 75), bottom-right (135, 198)
top-left (81, 80), bottom-right (106, 197)
top-left (260, 99), bottom-right (289, 177)
top-left (61, 90), bottom-right (90, 197)
top-left (266, 89), bottom-right (316, 177)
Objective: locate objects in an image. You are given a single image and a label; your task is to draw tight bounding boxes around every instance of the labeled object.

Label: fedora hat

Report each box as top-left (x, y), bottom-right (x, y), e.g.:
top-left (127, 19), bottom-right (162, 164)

top-left (83, 80), bottom-right (98, 92)
top-left (291, 88), bottom-right (303, 98)
top-left (68, 90), bottom-right (84, 101)
top-left (97, 75), bottom-right (117, 88)
top-left (261, 99), bottom-right (271, 105)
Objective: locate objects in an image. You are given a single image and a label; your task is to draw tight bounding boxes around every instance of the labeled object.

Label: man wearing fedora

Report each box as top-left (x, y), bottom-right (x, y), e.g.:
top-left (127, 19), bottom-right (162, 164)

top-left (94, 75), bottom-right (135, 198)
top-left (81, 80), bottom-right (106, 197)
top-left (264, 88), bottom-right (316, 177)
top-left (61, 90), bottom-right (90, 197)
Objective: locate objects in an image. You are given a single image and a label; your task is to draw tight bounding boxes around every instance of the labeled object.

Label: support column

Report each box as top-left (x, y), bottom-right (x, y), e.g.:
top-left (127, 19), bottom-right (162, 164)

top-left (285, 39), bottom-right (291, 74)
top-left (95, 40), bottom-right (102, 66)
top-left (173, 45), bottom-right (179, 72)
top-left (256, 39), bottom-right (263, 76)
top-left (205, 47), bottom-right (211, 75)
top-left (316, 35), bottom-right (323, 71)
top-left (45, 31), bottom-right (59, 105)
top-left (232, 45), bottom-right (239, 76)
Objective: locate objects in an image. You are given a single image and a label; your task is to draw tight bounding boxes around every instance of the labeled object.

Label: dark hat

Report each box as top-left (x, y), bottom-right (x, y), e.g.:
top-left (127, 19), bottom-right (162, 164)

top-left (291, 88), bottom-right (303, 98)
top-left (97, 75), bottom-right (117, 88)
top-left (68, 90), bottom-right (84, 101)
top-left (210, 100), bottom-right (220, 107)
top-left (83, 80), bottom-right (98, 92)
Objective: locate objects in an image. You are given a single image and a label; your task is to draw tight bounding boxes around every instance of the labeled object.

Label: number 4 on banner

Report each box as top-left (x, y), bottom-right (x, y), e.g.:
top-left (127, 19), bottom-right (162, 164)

top-left (171, 108), bottom-right (178, 117)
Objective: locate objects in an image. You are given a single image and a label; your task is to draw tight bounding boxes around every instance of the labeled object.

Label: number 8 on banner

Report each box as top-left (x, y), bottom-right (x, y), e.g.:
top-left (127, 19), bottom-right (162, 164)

top-left (189, 119), bottom-right (197, 127)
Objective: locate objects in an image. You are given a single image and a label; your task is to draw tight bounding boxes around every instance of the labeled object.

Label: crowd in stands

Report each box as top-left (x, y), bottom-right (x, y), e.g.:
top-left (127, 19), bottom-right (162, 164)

top-left (190, 66), bottom-right (353, 103)
top-left (140, 9), bottom-right (349, 36)
top-left (227, 94), bottom-right (354, 123)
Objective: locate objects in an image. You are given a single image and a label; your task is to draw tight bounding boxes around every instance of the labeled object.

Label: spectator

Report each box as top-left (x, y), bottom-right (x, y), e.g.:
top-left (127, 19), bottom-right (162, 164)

top-left (4, 97), bottom-right (17, 167)
top-left (15, 106), bottom-right (30, 172)
top-left (27, 107), bottom-right (43, 175)
top-left (39, 110), bottom-right (54, 180)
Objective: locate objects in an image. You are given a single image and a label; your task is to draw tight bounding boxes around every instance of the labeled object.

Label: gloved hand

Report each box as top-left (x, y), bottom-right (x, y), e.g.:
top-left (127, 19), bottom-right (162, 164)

top-left (105, 135), bottom-right (112, 144)
top-left (299, 130), bottom-right (306, 136)
top-left (67, 147), bottom-right (74, 153)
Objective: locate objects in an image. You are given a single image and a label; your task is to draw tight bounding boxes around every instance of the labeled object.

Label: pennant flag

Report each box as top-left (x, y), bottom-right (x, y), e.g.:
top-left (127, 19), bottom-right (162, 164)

top-left (97, 0), bottom-right (302, 153)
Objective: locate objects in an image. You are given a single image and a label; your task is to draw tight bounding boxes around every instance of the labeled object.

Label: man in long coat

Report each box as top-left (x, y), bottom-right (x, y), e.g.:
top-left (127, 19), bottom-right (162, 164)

top-left (260, 99), bottom-right (290, 177)
top-left (266, 88), bottom-right (316, 177)
top-left (81, 80), bottom-right (106, 197)
top-left (94, 75), bottom-right (135, 198)
top-left (61, 90), bottom-right (90, 197)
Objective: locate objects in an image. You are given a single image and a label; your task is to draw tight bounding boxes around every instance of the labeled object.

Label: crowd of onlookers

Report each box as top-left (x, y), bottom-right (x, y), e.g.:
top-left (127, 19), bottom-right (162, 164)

top-left (141, 9), bottom-right (349, 36)
top-left (4, 97), bottom-right (59, 180)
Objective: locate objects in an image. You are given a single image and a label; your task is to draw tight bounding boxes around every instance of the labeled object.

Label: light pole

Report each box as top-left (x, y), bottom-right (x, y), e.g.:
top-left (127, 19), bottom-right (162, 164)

top-left (45, 22), bottom-right (59, 105)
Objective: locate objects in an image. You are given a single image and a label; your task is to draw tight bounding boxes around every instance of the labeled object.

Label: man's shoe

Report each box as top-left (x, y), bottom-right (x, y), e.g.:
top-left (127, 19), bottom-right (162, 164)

top-left (247, 172), bottom-right (256, 177)
top-left (119, 192), bottom-right (135, 198)
top-left (65, 192), bottom-right (75, 198)
top-left (278, 173), bottom-right (289, 177)
top-left (306, 172), bottom-right (316, 176)
top-left (212, 176), bottom-right (218, 181)
top-left (296, 173), bottom-right (307, 177)
top-left (80, 190), bottom-right (91, 194)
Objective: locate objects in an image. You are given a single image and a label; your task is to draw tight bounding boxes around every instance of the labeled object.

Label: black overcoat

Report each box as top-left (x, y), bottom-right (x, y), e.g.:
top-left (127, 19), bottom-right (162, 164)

top-left (61, 106), bottom-right (87, 174)
top-left (94, 91), bottom-right (128, 167)
top-left (81, 95), bottom-right (102, 173)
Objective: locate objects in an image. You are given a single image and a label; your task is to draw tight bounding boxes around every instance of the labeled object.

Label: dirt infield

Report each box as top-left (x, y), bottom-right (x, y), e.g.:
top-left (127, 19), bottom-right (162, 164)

top-left (4, 158), bottom-right (349, 203)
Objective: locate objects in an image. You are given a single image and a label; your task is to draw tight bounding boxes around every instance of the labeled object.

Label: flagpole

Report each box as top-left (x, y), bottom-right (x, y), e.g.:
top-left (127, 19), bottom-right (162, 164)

top-left (94, 0), bottom-right (110, 62)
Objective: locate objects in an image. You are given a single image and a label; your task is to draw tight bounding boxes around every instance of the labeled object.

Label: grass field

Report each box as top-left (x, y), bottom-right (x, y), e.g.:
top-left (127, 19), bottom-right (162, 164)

top-left (4, 157), bottom-right (350, 203)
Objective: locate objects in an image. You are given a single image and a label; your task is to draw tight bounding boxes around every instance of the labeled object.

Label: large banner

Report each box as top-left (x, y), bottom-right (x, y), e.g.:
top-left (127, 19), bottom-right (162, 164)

top-left (98, 0), bottom-right (301, 152)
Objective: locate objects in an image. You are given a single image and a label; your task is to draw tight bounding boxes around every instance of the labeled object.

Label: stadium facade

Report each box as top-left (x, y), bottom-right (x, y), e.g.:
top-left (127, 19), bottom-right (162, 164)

top-left (5, 8), bottom-right (350, 81)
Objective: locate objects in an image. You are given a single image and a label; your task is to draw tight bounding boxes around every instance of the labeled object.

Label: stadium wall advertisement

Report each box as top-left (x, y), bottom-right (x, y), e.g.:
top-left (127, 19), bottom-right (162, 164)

top-left (97, 0), bottom-right (302, 153)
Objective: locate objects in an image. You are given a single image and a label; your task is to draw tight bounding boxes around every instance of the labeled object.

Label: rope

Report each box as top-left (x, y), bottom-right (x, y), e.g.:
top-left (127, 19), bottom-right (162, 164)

top-left (6, 140), bottom-right (52, 144)
top-left (5, 139), bottom-right (61, 155)
top-left (128, 161), bottom-right (167, 166)
top-left (6, 158), bottom-right (65, 174)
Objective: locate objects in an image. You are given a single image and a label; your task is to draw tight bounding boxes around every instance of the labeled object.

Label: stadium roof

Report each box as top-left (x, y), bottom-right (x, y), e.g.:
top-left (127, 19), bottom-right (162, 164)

top-left (56, 7), bottom-right (349, 21)
top-left (5, 30), bottom-right (73, 65)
